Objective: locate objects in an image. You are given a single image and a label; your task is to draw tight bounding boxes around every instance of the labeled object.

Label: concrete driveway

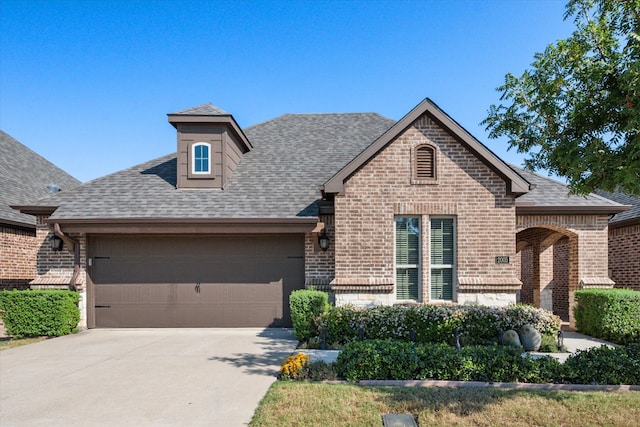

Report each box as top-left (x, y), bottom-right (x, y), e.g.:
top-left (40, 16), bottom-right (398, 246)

top-left (0, 328), bottom-right (297, 426)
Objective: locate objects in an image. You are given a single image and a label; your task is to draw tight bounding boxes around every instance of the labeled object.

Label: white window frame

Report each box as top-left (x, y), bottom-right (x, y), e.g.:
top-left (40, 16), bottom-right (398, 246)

top-left (191, 142), bottom-right (211, 175)
top-left (394, 216), bottom-right (421, 302)
top-left (429, 216), bottom-right (456, 302)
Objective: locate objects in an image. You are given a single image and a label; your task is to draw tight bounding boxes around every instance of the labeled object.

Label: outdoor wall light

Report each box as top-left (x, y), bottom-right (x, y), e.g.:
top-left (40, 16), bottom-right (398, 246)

top-left (318, 229), bottom-right (330, 251)
top-left (49, 234), bottom-right (64, 251)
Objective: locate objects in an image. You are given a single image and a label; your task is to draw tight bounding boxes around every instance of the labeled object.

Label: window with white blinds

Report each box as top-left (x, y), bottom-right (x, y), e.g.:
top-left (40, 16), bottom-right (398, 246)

top-left (395, 217), bottom-right (420, 300)
top-left (430, 217), bottom-right (455, 301)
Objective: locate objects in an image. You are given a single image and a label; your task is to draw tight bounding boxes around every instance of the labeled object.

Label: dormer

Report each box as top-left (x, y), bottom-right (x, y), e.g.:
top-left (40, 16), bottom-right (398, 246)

top-left (168, 103), bottom-right (252, 189)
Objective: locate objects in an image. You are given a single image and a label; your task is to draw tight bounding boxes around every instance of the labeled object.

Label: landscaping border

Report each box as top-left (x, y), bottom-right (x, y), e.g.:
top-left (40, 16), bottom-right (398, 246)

top-left (356, 379), bottom-right (640, 392)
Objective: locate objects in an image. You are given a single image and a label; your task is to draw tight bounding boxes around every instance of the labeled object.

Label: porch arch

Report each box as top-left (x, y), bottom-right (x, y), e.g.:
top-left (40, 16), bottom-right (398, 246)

top-left (516, 214), bottom-right (613, 328)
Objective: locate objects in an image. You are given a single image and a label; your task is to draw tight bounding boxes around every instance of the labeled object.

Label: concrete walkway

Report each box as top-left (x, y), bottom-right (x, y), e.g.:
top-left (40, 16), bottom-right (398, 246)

top-left (0, 328), bottom-right (298, 426)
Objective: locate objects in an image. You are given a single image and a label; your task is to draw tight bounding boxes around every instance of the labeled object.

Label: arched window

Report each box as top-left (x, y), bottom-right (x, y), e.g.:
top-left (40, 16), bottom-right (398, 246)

top-left (192, 142), bottom-right (211, 174)
top-left (414, 144), bottom-right (436, 180)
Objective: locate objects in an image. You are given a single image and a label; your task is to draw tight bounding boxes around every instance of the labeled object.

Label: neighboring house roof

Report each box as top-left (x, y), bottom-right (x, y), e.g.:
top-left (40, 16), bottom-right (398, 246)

top-left (513, 166), bottom-right (629, 215)
top-left (324, 98), bottom-right (532, 195)
top-left (594, 189), bottom-right (640, 227)
top-left (17, 113), bottom-right (394, 224)
top-left (0, 130), bottom-right (80, 229)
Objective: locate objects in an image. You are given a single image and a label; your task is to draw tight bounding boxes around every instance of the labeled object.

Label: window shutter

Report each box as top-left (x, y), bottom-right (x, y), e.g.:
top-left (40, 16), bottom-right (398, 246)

top-left (416, 146), bottom-right (435, 179)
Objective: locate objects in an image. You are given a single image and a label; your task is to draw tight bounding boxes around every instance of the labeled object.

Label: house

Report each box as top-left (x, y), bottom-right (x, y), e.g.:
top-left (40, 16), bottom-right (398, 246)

top-left (13, 99), bottom-right (629, 329)
top-left (0, 130), bottom-right (80, 290)
top-left (596, 190), bottom-right (640, 291)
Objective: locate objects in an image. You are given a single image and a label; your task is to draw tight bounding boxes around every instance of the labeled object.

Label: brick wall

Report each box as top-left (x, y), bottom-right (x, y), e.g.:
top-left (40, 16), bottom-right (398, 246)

top-left (609, 224), bottom-right (640, 290)
top-left (305, 214), bottom-right (335, 290)
top-left (0, 225), bottom-right (37, 290)
top-left (553, 238), bottom-right (569, 319)
top-left (333, 113), bottom-right (520, 304)
top-left (33, 216), bottom-right (86, 288)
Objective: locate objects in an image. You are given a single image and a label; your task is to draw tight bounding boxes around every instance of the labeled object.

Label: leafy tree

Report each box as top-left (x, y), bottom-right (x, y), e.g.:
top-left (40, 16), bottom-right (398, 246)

top-left (483, 0), bottom-right (640, 195)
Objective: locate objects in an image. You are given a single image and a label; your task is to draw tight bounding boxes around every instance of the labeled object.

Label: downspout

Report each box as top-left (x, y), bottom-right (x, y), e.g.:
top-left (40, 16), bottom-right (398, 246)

top-left (53, 223), bottom-right (80, 291)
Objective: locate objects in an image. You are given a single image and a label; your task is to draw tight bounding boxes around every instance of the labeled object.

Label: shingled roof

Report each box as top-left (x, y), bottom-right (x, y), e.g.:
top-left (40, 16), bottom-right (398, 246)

top-left (24, 113), bottom-right (395, 221)
top-left (0, 130), bottom-right (80, 228)
top-left (513, 166), bottom-right (629, 214)
top-left (170, 103), bottom-right (230, 116)
top-left (594, 189), bottom-right (640, 227)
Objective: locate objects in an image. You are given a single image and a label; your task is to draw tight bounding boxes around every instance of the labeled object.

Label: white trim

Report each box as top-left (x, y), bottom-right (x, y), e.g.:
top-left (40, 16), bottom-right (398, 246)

top-left (191, 142), bottom-right (211, 175)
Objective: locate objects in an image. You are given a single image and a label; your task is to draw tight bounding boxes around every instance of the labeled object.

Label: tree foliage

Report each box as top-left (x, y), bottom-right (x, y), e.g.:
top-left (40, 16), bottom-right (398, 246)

top-left (483, 0), bottom-right (640, 195)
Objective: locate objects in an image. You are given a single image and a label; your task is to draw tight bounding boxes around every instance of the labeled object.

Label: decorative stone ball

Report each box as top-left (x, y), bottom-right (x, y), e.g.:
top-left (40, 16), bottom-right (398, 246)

top-left (502, 329), bottom-right (522, 348)
top-left (520, 324), bottom-right (542, 351)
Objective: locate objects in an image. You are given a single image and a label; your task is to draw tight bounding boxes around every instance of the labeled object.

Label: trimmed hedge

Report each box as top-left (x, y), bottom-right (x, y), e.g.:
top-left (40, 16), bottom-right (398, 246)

top-left (334, 339), bottom-right (640, 385)
top-left (317, 304), bottom-right (561, 347)
top-left (289, 289), bottom-right (329, 341)
top-left (334, 339), bottom-right (564, 383)
top-left (0, 290), bottom-right (80, 338)
top-left (574, 289), bottom-right (640, 345)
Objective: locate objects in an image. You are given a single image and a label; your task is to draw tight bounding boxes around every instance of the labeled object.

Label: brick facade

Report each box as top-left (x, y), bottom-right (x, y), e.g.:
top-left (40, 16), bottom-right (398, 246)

top-left (305, 214), bottom-right (335, 290)
top-left (608, 224), bottom-right (640, 290)
top-left (0, 225), bottom-right (37, 290)
top-left (331, 113), bottom-right (521, 306)
top-left (516, 215), bottom-right (611, 326)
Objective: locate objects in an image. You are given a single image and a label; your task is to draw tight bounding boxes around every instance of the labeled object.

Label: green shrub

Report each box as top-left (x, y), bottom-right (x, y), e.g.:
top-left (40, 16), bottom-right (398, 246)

top-left (334, 339), bottom-right (565, 383)
top-left (318, 304), bottom-right (561, 348)
top-left (574, 289), bottom-right (640, 344)
top-left (0, 290), bottom-right (80, 338)
top-left (289, 290), bottom-right (329, 341)
top-left (563, 344), bottom-right (640, 385)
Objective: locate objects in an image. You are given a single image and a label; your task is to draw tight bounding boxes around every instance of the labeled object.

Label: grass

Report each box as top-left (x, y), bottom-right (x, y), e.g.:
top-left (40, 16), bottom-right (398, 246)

top-left (250, 382), bottom-right (640, 426)
top-left (0, 336), bottom-right (47, 351)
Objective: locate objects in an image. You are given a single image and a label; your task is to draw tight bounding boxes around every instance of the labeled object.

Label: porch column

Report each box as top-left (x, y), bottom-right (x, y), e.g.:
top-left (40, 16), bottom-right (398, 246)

top-left (567, 235), bottom-right (580, 329)
top-left (539, 243), bottom-right (554, 312)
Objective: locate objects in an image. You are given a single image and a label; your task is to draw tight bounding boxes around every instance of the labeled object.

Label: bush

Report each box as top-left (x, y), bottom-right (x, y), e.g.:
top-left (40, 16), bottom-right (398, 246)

top-left (317, 304), bottom-right (561, 348)
top-left (574, 289), bottom-right (640, 344)
top-left (0, 290), bottom-right (80, 338)
top-left (334, 339), bottom-right (640, 385)
top-left (563, 344), bottom-right (640, 385)
top-left (289, 290), bottom-right (329, 341)
top-left (334, 339), bottom-right (565, 383)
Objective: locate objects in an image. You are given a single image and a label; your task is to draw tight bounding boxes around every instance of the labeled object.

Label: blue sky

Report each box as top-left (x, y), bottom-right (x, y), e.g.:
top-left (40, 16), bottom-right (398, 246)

top-left (1, 0), bottom-right (574, 183)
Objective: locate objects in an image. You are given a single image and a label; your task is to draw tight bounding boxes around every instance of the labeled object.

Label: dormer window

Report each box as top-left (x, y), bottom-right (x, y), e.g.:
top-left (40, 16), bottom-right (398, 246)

top-left (192, 143), bottom-right (211, 175)
top-left (412, 143), bottom-right (437, 184)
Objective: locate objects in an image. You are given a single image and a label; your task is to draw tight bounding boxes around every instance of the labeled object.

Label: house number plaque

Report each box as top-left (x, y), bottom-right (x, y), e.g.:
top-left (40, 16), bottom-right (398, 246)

top-left (495, 256), bottom-right (510, 264)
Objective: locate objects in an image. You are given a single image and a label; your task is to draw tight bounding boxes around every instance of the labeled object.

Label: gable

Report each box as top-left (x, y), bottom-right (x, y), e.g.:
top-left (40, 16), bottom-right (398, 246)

top-left (341, 112), bottom-right (517, 203)
top-left (324, 98), bottom-right (531, 195)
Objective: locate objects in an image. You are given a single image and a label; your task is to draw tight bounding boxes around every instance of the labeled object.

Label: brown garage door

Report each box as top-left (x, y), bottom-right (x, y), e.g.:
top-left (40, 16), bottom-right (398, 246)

top-left (89, 235), bottom-right (304, 328)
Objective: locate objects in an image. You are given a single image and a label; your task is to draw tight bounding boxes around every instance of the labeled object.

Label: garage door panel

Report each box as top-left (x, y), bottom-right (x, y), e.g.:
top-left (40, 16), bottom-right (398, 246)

top-left (91, 235), bottom-right (303, 327)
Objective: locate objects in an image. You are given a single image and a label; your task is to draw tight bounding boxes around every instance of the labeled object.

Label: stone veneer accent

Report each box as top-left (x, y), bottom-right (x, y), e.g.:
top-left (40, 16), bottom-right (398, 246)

top-left (608, 224), bottom-right (640, 291)
top-left (331, 113), bottom-right (521, 306)
top-left (0, 225), bottom-right (37, 290)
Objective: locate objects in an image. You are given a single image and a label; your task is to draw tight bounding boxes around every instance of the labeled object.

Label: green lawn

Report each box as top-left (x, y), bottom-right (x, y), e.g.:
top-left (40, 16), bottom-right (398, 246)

top-left (0, 337), bottom-right (47, 351)
top-left (251, 382), bottom-right (640, 426)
